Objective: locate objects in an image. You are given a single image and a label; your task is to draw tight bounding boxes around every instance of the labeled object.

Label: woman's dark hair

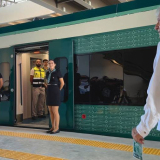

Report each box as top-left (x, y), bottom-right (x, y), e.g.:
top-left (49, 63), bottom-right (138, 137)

top-left (49, 59), bottom-right (55, 63)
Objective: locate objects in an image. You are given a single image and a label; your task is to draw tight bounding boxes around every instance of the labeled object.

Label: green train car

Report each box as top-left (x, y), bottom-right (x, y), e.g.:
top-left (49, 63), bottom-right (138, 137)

top-left (0, 0), bottom-right (160, 141)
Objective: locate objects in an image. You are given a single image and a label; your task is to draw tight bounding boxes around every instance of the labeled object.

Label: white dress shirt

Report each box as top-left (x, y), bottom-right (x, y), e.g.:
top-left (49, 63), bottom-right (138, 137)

top-left (136, 42), bottom-right (160, 138)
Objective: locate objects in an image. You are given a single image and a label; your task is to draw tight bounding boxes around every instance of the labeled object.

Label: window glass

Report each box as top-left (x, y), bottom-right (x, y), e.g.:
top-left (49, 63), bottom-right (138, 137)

top-left (74, 46), bottom-right (157, 106)
top-left (90, 52), bottom-right (123, 104)
top-left (123, 47), bottom-right (156, 106)
top-left (74, 55), bottom-right (90, 103)
top-left (0, 63), bottom-right (10, 102)
top-left (75, 52), bottom-right (123, 105)
top-left (54, 58), bottom-right (68, 102)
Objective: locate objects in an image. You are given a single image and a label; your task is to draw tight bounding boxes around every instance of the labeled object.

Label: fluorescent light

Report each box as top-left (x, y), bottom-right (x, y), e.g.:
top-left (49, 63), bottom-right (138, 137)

top-left (112, 60), bottom-right (120, 65)
top-left (49, 13), bottom-right (62, 17)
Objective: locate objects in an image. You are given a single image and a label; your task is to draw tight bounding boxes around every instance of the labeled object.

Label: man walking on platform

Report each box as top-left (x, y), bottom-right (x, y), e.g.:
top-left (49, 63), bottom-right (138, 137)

top-left (132, 7), bottom-right (160, 144)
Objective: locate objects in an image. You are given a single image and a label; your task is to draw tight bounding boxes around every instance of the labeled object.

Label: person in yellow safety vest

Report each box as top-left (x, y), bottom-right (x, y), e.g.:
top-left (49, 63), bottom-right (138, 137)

top-left (30, 59), bottom-right (46, 120)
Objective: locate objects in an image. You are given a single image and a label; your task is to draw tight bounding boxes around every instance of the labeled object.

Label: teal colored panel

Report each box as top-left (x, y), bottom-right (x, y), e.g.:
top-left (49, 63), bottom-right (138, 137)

top-left (74, 105), bottom-right (160, 140)
top-left (49, 39), bottom-right (74, 129)
top-left (58, 103), bottom-right (68, 128)
top-left (74, 25), bottom-right (159, 54)
top-left (0, 102), bottom-right (12, 125)
top-left (0, 48), bottom-right (14, 126)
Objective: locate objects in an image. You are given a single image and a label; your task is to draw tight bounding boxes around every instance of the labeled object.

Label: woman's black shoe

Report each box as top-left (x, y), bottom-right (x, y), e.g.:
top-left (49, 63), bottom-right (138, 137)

top-left (46, 129), bottom-right (53, 133)
top-left (50, 129), bottom-right (60, 134)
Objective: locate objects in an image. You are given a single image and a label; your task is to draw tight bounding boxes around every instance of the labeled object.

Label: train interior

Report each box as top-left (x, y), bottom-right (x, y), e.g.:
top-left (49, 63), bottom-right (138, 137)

top-left (15, 44), bottom-right (49, 128)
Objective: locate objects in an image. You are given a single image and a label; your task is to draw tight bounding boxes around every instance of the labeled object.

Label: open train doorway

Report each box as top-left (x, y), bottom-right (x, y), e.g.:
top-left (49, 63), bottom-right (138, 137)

top-left (15, 43), bottom-right (49, 128)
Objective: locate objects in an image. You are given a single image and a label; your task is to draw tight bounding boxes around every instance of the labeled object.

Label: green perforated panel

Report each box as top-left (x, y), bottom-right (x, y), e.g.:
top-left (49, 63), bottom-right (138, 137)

top-left (74, 25), bottom-right (159, 54)
top-left (74, 105), bottom-right (160, 140)
top-left (75, 105), bottom-right (143, 133)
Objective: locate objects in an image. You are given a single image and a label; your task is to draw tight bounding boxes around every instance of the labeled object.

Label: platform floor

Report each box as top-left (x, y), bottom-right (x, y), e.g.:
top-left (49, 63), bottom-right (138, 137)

top-left (0, 126), bottom-right (159, 160)
top-left (15, 115), bottom-right (49, 128)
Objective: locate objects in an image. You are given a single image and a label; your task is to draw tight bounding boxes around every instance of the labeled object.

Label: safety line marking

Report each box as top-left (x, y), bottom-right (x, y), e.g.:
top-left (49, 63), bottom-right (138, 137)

top-left (0, 148), bottom-right (66, 160)
top-left (0, 131), bottom-right (160, 156)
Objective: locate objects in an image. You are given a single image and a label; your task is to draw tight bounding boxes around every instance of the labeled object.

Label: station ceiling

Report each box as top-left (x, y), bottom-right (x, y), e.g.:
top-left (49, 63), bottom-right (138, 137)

top-left (0, 0), bottom-right (134, 28)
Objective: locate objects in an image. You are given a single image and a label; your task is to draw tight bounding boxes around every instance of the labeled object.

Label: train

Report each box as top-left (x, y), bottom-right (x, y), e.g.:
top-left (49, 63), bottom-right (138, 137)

top-left (0, 0), bottom-right (160, 141)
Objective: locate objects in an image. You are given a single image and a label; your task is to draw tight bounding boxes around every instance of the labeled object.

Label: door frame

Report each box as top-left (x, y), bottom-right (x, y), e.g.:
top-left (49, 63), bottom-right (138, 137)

top-left (14, 43), bottom-right (49, 127)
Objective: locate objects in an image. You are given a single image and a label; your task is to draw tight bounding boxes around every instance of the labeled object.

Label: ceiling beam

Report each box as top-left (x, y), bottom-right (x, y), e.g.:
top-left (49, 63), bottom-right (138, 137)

top-left (56, 0), bottom-right (93, 9)
top-left (102, 0), bottom-right (120, 5)
top-left (30, 0), bottom-right (67, 15)
top-left (57, 0), bottom-right (74, 4)
top-left (74, 0), bottom-right (93, 9)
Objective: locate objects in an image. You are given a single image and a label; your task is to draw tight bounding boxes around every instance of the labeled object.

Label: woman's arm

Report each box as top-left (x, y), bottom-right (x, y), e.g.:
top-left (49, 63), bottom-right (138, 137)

top-left (44, 72), bottom-right (48, 88)
top-left (0, 78), bottom-right (3, 90)
top-left (59, 78), bottom-right (64, 90)
top-left (44, 77), bottom-right (47, 88)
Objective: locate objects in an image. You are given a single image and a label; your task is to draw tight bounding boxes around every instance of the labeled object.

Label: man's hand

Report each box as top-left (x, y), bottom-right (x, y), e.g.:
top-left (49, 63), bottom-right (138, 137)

top-left (44, 84), bottom-right (47, 88)
top-left (132, 128), bottom-right (144, 144)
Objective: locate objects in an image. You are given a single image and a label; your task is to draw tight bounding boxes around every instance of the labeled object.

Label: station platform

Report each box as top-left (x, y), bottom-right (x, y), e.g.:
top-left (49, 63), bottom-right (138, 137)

top-left (0, 126), bottom-right (159, 160)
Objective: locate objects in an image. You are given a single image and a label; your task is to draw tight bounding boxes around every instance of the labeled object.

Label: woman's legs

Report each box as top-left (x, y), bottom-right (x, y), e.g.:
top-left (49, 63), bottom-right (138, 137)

top-left (52, 106), bottom-right (60, 131)
top-left (48, 106), bottom-right (55, 130)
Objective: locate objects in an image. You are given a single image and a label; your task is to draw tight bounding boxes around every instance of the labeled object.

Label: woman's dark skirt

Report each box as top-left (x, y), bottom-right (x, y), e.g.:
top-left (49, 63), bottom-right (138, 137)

top-left (47, 85), bottom-right (61, 106)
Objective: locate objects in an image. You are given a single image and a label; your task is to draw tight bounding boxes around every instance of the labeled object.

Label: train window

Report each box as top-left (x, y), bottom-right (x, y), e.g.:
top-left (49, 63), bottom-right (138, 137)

top-left (54, 58), bottom-right (68, 102)
top-left (123, 47), bottom-right (156, 106)
top-left (74, 55), bottom-right (90, 103)
top-left (90, 52), bottom-right (123, 105)
top-left (0, 63), bottom-right (10, 102)
top-left (75, 52), bottom-right (123, 105)
top-left (74, 46), bottom-right (157, 106)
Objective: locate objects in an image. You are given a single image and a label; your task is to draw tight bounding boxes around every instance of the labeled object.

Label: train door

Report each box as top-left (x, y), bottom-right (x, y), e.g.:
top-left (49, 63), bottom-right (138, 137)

top-left (49, 39), bottom-right (74, 129)
top-left (0, 47), bottom-right (15, 126)
top-left (15, 44), bottom-right (49, 128)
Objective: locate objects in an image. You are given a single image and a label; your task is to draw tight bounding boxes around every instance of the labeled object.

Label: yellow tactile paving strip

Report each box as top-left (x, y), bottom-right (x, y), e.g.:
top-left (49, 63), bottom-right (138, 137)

top-left (0, 131), bottom-right (160, 157)
top-left (0, 148), bottom-right (66, 160)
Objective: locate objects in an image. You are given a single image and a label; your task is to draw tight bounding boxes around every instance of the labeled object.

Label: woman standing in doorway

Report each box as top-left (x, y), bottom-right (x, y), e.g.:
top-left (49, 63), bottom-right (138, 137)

top-left (46, 60), bottom-right (64, 134)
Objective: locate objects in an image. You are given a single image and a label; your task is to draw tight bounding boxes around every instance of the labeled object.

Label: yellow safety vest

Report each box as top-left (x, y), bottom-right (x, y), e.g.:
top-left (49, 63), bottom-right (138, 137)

top-left (32, 67), bottom-right (45, 87)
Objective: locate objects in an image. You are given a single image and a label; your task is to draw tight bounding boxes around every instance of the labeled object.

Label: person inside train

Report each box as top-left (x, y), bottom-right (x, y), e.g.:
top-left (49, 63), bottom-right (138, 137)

top-left (63, 67), bottom-right (69, 102)
top-left (0, 73), bottom-right (3, 90)
top-left (42, 59), bottom-right (49, 73)
top-left (0, 73), bottom-right (3, 102)
top-left (42, 59), bottom-right (49, 115)
top-left (74, 65), bottom-right (81, 103)
top-left (30, 59), bottom-right (46, 120)
top-left (46, 59), bottom-right (64, 134)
